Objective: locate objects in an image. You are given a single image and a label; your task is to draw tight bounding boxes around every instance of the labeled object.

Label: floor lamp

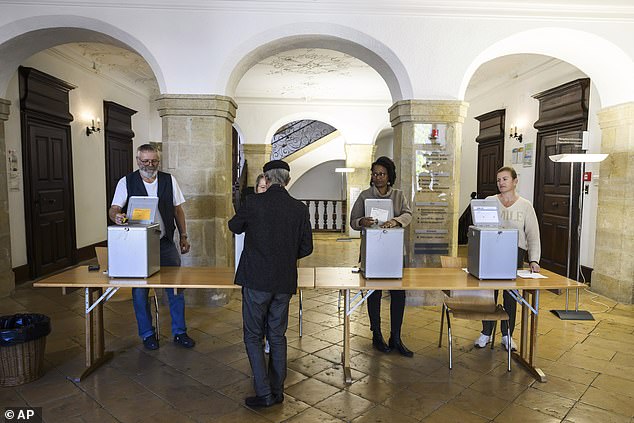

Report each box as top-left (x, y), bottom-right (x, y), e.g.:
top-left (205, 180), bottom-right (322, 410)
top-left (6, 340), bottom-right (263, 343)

top-left (548, 153), bottom-right (608, 320)
top-left (335, 167), bottom-right (355, 235)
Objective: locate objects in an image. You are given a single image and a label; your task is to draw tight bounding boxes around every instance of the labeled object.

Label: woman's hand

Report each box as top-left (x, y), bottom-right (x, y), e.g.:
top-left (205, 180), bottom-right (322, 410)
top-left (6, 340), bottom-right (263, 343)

top-left (380, 219), bottom-right (400, 228)
top-left (530, 261), bottom-right (540, 273)
top-left (359, 217), bottom-right (376, 227)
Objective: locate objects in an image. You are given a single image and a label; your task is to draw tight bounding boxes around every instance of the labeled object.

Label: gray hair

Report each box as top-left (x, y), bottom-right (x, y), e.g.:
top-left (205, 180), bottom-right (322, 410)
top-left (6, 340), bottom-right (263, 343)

top-left (265, 168), bottom-right (290, 186)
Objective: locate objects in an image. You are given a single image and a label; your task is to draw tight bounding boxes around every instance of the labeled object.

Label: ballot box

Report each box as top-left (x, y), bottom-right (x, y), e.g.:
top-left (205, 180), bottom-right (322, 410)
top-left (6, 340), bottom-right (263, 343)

top-left (360, 227), bottom-right (404, 279)
top-left (467, 199), bottom-right (518, 280)
top-left (107, 196), bottom-right (161, 278)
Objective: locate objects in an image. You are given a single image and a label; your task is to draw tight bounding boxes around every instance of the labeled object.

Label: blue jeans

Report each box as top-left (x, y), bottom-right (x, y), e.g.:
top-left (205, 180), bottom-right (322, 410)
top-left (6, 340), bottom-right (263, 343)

top-left (132, 238), bottom-right (186, 339)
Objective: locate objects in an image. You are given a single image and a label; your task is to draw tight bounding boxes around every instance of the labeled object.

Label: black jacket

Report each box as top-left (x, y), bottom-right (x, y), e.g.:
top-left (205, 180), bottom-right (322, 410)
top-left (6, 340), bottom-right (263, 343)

top-left (229, 184), bottom-right (313, 294)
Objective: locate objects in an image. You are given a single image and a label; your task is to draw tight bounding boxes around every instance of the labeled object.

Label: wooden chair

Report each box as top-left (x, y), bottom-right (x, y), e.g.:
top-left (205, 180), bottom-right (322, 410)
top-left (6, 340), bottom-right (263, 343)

top-left (95, 247), bottom-right (161, 339)
top-left (438, 256), bottom-right (511, 371)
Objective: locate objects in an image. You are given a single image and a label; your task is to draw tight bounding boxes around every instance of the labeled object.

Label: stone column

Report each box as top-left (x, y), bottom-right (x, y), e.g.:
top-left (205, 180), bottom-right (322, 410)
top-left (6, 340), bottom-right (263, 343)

top-left (390, 100), bottom-right (468, 305)
top-left (344, 144), bottom-right (374, 235)
top-left (156, 95), bottom-right (237, 306)
top-left (593, 102), bottom-right (634, 304)
top-left (242, 143), bottom-right (271, 185)
top-left (0, 98), bottom-right (15, 298)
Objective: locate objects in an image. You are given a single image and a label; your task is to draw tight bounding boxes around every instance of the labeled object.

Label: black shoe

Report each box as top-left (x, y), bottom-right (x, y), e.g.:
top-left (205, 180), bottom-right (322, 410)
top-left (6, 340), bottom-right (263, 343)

top-left (372, 331), bottom-right (391, 353)
top-left (245, 394), bottom-right (277, 408)
top-left (389, 335), bottom-right (414, 357)
top-left (142, 334), bottom-right (159, 350)
top-left (273, 393), bottom-right (284, 404)
top-left (173, 333), bottom-right (195, 348)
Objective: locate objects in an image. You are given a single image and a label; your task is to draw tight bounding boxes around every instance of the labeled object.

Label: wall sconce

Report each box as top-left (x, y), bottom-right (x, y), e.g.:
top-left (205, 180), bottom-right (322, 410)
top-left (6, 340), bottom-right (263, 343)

top-left (86, 118), bottom-right (101, 136)
top-left (509, 126), bottom-right (523, 143)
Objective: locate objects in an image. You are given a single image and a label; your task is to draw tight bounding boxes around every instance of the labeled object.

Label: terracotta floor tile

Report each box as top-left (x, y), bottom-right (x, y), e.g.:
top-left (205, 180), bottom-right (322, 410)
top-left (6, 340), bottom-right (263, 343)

top-left (346, 374), bottom-right (403, 403)
top-left (513, 387), bottom-right (575, 419)
top-left (564, 402), bottom-right (631, 423)
top-left (533, 375), bottom-right (589, 401)
top-left (314, 390), bottom-right (375, 420)
top-left (446, 387), bottom-right (511, 420)
top-left (285, 377), bottom-right (341, 405)
top-left (352, 404), bottom-right (419, 423)
top-left (421, 403), bottom-right (489, 423)
top-left (493, 403), bottom-right (561, 423)
top-left (285, 406), bottom-right (345, 422)
top-left (579, 386), bottom-right (634, 418)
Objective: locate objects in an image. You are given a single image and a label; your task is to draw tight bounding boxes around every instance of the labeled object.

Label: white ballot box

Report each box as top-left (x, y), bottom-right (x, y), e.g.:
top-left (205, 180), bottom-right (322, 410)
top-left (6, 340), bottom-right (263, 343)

top-left (360, 227), bottom-right (404, 279)
top-left (467, 199), bottom-right (518, 280)
top-left (108, 196), bottom-right (161, 278)
top-left (108, 223), bottom-right (161, 277)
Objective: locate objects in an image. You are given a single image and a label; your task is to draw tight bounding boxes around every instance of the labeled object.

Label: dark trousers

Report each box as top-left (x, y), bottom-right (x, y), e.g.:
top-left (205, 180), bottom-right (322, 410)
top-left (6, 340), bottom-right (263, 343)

top-left (481, 247), bottom-right (526, 337)
top-left (482, 290), bottom-right (516, 336)
top-left (242, 287), bottom-right (292, 397)
top-left (367, 290), bottom-right (406, 335)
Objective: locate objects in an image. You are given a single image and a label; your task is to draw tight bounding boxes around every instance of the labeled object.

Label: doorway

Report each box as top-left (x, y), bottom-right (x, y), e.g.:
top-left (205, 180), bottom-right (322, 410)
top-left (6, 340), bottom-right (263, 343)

top-left (19, 67), bottom-right (77, 278)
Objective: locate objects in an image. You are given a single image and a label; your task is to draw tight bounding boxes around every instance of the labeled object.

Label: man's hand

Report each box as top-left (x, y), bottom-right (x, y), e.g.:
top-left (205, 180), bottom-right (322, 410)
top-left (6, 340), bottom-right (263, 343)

top-left (530, 261), bottom-right (541, 273)
top-left (180, 236), bottom-right (191, 254)
top-left (114, 212), bottom-right (128, 225)
top-left (380, 219), bottom-right (400, 228)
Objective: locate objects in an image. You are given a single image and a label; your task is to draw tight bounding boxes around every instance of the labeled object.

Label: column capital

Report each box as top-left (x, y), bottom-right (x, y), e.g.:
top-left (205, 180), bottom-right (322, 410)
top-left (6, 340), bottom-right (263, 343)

top-left (389, 100), bottom-right (469, 126)
top-left (155, 94), bottom-right (237, 122)
top-left (597, 102), bottom-right (634, 129)
top-left (0, 98), bottom-right (10, 121)
top-left (242, 143), bottom-right (272, 155)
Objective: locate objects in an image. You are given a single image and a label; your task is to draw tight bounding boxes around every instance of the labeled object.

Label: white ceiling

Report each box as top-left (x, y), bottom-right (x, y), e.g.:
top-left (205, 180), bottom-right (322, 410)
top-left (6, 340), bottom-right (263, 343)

top-left (49, 43), bottom-right (159, 97)
top-left (43, 44), bottom-right (577, 103)
top-left (235, 48), bottom-right (391, 102)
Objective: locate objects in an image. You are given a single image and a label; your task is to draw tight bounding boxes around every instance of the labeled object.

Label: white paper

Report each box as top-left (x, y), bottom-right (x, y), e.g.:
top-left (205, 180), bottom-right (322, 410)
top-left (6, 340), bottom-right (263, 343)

top-left (517, 270), bottom-right (548, 279)
top-left (370, 207), bottom-right (389, 223)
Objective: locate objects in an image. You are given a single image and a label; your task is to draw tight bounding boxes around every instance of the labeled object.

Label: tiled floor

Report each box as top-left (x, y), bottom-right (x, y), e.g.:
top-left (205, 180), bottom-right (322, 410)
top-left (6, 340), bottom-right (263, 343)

top-left (1, 235), bottom-right (633, 422)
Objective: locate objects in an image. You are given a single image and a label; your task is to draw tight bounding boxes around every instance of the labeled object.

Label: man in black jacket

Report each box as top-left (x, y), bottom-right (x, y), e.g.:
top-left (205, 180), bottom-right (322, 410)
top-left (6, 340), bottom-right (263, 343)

top-left (229, 160), bottom-right (313, 408)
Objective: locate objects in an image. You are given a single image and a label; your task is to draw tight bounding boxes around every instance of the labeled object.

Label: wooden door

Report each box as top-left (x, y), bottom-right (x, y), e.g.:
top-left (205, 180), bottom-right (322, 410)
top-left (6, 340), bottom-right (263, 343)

top-left (24, 121), bottom-right (76, 276)
top-left (477, 142), bottom-right (503, 198)
top-left (19, 67), bottom-right (77, 279)
top-left (104, 101), bottom-right (136, 216)
top-left (534, 128), bottom-right (583, 278)
top-left (475, 110), bottom-right (505, 199)
top-left (533, 78), bottom-right (589, 280)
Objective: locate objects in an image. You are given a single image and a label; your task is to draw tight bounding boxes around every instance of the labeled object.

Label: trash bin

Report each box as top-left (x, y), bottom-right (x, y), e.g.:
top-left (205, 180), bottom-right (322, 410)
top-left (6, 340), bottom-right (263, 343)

top-left (0, 313), bottom-right (51, 386)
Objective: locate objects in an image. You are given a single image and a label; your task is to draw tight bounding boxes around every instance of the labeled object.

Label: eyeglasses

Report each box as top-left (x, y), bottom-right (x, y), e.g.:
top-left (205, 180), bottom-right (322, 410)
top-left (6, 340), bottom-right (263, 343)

top-left (138, 159), bottom-right (160, 165)
top-left (371, 172), bottom-right (387, 178)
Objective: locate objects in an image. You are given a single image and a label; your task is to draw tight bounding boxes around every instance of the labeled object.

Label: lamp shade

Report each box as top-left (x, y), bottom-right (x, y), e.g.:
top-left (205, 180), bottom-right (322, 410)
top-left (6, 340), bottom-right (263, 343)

top-left (549, 154), bottom-right (608, 163)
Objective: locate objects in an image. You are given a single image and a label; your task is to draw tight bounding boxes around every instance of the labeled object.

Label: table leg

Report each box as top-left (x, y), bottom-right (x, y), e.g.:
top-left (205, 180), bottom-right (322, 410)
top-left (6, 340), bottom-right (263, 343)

top-left (512, 290), bottom-right (546, 382)
top-left (342, 289), bottom-right (352, 384)
top-left (71, 288), bottom-right (113, 382)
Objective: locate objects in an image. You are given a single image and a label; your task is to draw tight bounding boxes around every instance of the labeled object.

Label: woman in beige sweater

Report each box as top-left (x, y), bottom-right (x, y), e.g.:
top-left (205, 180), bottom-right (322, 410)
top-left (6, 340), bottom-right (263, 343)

top-left (350, 156), bottom-right (413, 357)
top-left (474, 166), bottom-right (541, 352)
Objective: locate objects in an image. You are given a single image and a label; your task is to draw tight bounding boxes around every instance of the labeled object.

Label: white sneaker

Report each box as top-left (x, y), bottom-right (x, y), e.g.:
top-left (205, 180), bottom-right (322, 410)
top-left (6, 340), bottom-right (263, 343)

top-left (501, 335), bottom-right (517, 351)
top-left (474, 333), bottom-right (491, 348)
top-left (264, 339), bottom-right (270, 354)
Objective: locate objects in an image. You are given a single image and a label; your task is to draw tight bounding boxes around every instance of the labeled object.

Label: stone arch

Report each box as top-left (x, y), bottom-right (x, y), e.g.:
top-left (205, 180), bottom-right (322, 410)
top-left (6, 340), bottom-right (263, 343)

top-left (0, 15), bottom-right (165, 97)
top-left (219, 22), bottom-right (412, 102)
top-left (458, 27), bottom-right (634, 107)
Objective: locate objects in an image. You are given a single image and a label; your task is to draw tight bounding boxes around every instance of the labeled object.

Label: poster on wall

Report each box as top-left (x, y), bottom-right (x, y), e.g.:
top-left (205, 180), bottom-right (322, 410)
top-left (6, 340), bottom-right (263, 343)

top-left (523, 143), bottom-right (534, 167)
top-left (412, 123), bottom-right (452, 263)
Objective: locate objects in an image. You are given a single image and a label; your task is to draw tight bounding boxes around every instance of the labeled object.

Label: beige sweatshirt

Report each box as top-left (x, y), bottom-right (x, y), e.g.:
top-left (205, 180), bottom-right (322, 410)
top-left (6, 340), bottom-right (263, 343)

top-left (350, 186), bottom-right (412, 230)
top-left (487, 195), bottom-right (541, 263)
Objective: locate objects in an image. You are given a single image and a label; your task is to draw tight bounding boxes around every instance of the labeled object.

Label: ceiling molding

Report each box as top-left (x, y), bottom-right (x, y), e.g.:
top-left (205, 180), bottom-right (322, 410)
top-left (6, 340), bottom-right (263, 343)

top-left (4, 1), bottom-right (634, 21)
top-left (235, 96), bottom-right (392, 107)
